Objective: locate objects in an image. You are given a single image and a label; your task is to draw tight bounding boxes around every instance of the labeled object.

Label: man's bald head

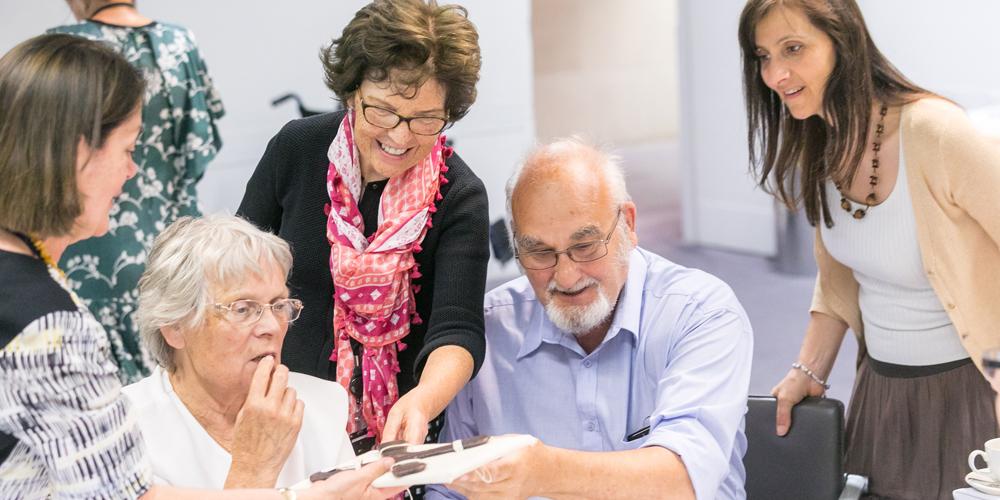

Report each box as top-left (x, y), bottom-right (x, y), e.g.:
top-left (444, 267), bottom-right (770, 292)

top-left (505, 138), bottom-right (630, 236)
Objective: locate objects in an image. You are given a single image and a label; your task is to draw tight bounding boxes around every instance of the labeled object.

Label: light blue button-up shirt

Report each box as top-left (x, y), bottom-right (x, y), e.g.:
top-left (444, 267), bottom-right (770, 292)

top-left (427, 248), bottom-right (753, 500)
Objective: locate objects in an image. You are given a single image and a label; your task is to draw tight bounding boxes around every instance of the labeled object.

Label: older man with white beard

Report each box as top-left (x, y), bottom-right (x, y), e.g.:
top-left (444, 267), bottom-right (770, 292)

top-left (426, 138), bottom-right (754, 500)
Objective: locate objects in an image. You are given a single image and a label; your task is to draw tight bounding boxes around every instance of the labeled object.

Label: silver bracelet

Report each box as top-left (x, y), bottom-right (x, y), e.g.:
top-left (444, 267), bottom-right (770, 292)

top-left (791, 362), bottom-right (831, 390)
top-left (277, 488), bottom-right (297, 500)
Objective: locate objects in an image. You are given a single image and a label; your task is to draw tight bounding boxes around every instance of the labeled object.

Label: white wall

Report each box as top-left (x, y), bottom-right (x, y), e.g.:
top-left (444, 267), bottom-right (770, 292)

top-left (857, 0), bottom-right (1000, 107)
top-left (678, 0), bottom-right (774, 255)
top-left (678, 0), bottom-right (1000, 255)
top-left (533, 0), bottom-right (680, 144)
top-left (0, 3), bottom-right (75, 46)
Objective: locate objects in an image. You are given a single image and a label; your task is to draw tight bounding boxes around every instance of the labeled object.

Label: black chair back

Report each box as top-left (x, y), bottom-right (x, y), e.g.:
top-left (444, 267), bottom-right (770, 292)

top-left (743, 396), bottom-right (845, 500)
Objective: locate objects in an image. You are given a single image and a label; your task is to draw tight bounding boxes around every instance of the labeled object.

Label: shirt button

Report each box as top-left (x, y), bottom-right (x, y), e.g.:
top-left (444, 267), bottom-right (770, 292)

top-left (585, 421), bottom-right (595, 432)
top-left (583, 360), bottom-right (592, 368)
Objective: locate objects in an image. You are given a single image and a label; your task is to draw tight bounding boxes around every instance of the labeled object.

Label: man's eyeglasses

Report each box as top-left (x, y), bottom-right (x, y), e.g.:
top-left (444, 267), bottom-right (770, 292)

top-left (213, 298), bottom-right (304, 325)
top-left (515, 209), bottom-right (622, 270)
top-left (358, 95), bottom-right (449, 136)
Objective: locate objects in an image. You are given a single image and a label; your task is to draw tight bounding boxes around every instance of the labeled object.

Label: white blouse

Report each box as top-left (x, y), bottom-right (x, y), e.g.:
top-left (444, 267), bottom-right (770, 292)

top-left (820, 129), bottom-right (966, 366)
top-left (122, 366), bottom-right (356, 488)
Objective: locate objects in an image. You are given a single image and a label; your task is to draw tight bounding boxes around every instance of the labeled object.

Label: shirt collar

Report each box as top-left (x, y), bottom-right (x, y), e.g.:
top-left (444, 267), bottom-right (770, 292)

top-left (516, 300), bottom-right (552, 360)
top-left (608, 248), bottom-right (646, 341)
top-left (516, 248), bottom-right (647, 359)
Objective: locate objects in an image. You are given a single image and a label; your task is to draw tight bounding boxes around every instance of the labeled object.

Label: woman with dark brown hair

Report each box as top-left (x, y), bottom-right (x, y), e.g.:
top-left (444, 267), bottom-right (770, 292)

top-left (738, 0), bottom-right (1000, 498)
top-left (237, 0), bottom-right (489, 466)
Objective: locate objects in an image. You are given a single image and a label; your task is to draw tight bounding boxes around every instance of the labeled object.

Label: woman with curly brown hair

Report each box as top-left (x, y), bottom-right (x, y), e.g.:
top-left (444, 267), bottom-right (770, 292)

top-left (738, 0), bottom-right (1000, 497)
top-left (238, 0), bottom-right (489, 464)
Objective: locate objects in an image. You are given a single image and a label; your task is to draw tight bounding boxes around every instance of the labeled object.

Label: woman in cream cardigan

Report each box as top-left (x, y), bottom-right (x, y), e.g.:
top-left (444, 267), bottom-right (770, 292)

top-left (739, 1), bottom-right (1000, 498)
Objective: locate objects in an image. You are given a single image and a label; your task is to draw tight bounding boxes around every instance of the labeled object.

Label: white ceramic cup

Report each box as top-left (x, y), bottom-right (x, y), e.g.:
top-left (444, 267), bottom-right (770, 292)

top-left (969, 438), bottom-right (1000, 481)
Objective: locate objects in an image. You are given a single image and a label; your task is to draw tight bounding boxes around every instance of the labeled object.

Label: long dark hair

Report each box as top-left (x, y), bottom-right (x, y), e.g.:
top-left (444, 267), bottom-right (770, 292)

top-left (738, 0), bottom-right (928, 227)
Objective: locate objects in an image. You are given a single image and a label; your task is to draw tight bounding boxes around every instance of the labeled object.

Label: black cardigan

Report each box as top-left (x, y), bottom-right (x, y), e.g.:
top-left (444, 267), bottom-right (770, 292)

top-left (237, 111), bottom-right (489, 393)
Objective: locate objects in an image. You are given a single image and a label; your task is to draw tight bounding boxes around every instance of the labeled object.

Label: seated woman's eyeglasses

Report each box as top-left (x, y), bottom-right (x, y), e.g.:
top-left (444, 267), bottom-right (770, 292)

top-left (213, 298), bottom-right (304, 325)
top-left (359, 95), bottom-right (449, 136)
top-left (515, 209), bottom-right (622, 270)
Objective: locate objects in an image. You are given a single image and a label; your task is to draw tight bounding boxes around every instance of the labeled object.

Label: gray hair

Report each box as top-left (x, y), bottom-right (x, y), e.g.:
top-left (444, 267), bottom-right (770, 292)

top-left (505, 137), bottom-right (631, 244)
top-left (136, 215), bottom-right (293, 372)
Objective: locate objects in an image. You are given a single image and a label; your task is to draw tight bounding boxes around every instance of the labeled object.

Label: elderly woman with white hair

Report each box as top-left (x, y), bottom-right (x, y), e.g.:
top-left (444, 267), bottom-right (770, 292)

top-left (125, 215), bottom-right (388, 493)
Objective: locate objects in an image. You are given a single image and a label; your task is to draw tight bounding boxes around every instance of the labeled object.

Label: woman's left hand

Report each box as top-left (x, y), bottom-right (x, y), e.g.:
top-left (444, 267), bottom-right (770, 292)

top-left (381, 387), bottom-right (434, 444)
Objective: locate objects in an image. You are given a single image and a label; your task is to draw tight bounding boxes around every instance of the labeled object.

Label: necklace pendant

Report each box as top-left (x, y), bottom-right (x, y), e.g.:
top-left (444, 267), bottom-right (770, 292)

top-left (853, 208), bottom-right (866, 219)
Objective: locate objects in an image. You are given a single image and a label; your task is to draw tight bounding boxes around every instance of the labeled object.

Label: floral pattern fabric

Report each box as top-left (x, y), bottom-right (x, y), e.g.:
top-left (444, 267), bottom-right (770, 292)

top-left (47, 20), bottom-right (224, 383)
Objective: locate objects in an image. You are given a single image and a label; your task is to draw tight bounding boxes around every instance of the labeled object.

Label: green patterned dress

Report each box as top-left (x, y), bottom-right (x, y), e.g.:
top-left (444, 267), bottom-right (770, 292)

top-left (47, 20), bottom-right (224, 383)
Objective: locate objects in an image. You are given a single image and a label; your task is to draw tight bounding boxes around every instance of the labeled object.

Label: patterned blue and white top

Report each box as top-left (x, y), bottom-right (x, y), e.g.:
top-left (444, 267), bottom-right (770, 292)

top-left (0, 248), bottom-right (152, 499)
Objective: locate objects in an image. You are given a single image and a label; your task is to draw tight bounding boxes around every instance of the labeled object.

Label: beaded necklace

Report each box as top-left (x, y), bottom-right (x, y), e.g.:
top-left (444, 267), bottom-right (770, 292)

top-left (0, 227), bottom-right (66, 278)
top-left (27, 236), bottom-right (65, 276)
top-left (836, 104), bottom-right (888, 220)
top-left (5, 229), bottom-right (66, 277)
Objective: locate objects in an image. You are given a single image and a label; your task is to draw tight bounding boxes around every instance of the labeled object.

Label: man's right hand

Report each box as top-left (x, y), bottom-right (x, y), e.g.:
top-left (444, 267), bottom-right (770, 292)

top-left (771, 367), bottom-right (826, 436)
top-left (226, 356), bottom-right (304, 488)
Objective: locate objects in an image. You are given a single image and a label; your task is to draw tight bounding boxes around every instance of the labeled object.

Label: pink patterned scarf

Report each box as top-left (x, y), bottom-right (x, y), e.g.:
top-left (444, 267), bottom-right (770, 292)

top-left (326, 111), bottom-right (450, 441)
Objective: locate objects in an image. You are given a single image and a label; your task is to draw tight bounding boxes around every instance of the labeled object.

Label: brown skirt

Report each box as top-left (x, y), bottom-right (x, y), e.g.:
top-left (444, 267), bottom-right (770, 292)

top-left (845, 356), bottom-right (997, 500)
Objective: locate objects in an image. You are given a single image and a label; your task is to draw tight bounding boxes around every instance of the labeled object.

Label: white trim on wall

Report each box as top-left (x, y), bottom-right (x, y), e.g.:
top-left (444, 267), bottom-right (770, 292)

top-left (678, 0), bottom-right (775, 255)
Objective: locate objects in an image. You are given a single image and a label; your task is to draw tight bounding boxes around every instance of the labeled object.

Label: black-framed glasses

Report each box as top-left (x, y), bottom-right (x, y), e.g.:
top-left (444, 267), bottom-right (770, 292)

top-left (213, 298), bottom-right (304, 325)
top-left (358, 95), bottom-right (449, 136)
top-left (515, 209), bottom-right (622, 270)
